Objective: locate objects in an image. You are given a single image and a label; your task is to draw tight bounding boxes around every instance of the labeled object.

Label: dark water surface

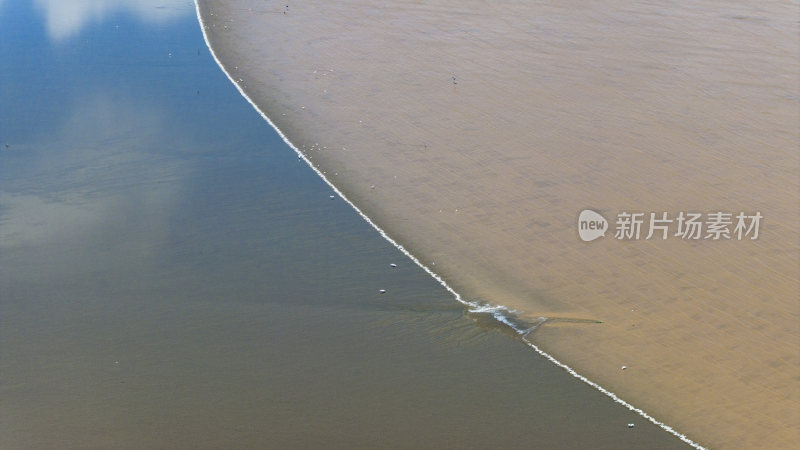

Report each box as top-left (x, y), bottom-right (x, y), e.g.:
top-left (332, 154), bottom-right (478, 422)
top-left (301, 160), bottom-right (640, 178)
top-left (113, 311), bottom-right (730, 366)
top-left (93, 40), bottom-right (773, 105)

top-left (0, 1), bottom-right (688, 448)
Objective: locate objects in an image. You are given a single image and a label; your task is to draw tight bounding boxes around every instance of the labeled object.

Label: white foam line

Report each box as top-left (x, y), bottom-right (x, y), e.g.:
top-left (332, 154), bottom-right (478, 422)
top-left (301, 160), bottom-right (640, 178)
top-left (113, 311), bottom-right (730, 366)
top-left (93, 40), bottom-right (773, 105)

top-left (192, 2), bottom-right (704, 448)
top-left (518, 334), bottom-right (703, 448)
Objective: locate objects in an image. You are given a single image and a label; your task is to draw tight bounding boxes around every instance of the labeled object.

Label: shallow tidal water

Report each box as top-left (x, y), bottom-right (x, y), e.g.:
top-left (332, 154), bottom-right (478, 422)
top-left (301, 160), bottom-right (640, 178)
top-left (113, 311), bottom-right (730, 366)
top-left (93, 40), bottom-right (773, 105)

top-left (0, 1), bottom-right (689, 448)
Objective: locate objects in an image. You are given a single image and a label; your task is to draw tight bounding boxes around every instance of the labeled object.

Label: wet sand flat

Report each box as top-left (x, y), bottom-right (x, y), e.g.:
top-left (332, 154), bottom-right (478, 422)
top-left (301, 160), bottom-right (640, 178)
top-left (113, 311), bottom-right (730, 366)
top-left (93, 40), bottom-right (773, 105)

top-left (199, 0), bottom-right (799, 447)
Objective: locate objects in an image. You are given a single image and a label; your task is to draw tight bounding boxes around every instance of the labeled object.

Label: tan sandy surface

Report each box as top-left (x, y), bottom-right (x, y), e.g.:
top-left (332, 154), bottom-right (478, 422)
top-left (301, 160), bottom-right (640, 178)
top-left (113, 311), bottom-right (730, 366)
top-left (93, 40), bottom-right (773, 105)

top-left (198, 1), bottom-right (799, 447)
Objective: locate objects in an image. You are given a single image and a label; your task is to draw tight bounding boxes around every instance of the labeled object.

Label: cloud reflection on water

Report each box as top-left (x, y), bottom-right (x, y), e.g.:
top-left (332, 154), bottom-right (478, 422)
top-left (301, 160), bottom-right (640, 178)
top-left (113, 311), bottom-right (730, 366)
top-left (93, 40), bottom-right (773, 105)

top-left (32, 0), bottom-right (191, 40)
top-left (0, 94), bottom-right (186, 282)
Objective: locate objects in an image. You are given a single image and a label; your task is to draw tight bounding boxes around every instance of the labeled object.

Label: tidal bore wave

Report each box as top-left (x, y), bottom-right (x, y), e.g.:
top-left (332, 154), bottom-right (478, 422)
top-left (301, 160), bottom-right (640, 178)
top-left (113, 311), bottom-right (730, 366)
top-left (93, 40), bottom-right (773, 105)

top-left (193, 2), bottom-right (704, 448)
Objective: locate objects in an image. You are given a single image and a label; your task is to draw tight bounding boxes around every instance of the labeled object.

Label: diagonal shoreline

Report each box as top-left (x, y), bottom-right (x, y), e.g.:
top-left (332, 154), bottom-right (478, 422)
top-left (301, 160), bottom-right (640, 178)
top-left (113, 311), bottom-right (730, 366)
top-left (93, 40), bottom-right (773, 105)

top-left (195, 1), bottom-right (799, 447)
top-left (193, 1), bottom-right (704, 447)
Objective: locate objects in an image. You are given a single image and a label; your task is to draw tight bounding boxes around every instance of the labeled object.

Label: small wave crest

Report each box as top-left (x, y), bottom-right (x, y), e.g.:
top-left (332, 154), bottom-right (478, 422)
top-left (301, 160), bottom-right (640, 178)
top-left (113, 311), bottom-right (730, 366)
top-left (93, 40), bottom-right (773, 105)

top-left (464, 302), bottom-right (546, 336)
